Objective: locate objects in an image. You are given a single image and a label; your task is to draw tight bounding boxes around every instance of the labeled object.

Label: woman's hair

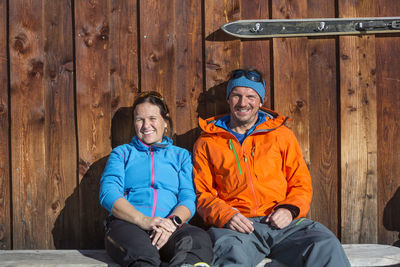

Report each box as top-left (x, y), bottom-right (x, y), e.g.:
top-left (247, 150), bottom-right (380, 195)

top-left (132, 91), bottom-right (173, 137)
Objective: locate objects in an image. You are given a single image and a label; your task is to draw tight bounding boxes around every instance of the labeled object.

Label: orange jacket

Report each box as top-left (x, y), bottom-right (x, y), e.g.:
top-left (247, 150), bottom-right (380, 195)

top-left (193, 108), bottom-right (312, 228)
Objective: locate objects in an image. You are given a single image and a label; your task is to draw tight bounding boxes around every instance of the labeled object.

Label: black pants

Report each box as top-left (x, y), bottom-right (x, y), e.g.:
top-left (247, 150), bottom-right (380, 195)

top-left (104, 217), bottom-right (213, 267)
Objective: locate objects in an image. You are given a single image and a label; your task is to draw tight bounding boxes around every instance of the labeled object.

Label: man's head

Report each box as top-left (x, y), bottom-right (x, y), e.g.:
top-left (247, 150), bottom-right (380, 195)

top-left (226, 69), bottom-right (265, 130)
top-left (226, 69), bottom-right (266, 103)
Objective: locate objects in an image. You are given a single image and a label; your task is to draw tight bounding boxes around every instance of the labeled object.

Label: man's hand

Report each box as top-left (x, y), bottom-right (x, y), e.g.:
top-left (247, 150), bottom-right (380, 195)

top-left (225, 213), bottom-right (254, 233)
top-left (265, 208), bottom-right (293, 229)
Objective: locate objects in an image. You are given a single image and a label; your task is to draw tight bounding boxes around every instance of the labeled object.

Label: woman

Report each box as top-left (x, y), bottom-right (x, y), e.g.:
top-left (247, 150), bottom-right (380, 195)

top-left (100, 91), bottom-right (213, 267)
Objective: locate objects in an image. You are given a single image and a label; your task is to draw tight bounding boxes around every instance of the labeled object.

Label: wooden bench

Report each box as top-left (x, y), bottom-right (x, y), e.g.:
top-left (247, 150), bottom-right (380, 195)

top-left (1, 244), bottom-right (399, 267)
top-left (0, 250), bottom-right (119, 267)
top-left (343, 244), bottom-right (400, 267)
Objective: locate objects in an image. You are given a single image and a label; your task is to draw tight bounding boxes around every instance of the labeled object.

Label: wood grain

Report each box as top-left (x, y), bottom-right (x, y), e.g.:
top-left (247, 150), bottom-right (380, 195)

top-left (10, 0), bottom-right (76, 249)
top-left (339, 0), bottom-right (378, 244)
top-left (0, 0), bottom-right (10, 249)
top-left (75, 0), bottom-right (111, 248)
top-left (109, 0), bottom-right (138, 148)
top-left (139, 0), bottom-right (174, 97)
top-left (1, 0), bottom-right (400, 249)
top-left (240, 0), bottom-right (272, 108)
top-left (173, 0), bottom-right (203, 150)
top-left (43, 0), bottom-right (77, 249)
top-left (307, 0), bottom-right (339, 236)
top-left (272, 0), bottom-right (310, 162)
top-left (139, 0), bottom-right (178, 148)
top-left (110, 0), bottom-right (138, 111)
top-left (376, 0), bottom-right (400, 245)
top-left (10, 0), bottom-right (48, 249)
top-left (202, 0), bottom-right (240, 118)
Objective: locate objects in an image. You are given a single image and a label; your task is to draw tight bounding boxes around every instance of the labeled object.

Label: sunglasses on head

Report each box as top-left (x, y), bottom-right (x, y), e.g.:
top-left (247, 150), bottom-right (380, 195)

top-left (230, 69), bottom-right (264, 84)
top-left (135, 91), bottom-right (164, 101)
top-left (134, 91), bottom-right (169, 113)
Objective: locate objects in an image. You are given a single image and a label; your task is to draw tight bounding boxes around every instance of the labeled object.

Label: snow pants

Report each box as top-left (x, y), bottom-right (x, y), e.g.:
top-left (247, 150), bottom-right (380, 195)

top-left (208, 218), bottom-right (350, 267)
top-left (104, 217), bottom-right (213, 267)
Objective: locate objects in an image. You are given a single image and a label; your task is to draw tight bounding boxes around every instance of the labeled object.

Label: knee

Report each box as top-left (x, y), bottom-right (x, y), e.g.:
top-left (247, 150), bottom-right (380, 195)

top-left (105, 234), bottom-right (160, 266)
top-left (305, 230), bottom-right (345, 257)
top-left (180, 226), bottom-right (213, 250)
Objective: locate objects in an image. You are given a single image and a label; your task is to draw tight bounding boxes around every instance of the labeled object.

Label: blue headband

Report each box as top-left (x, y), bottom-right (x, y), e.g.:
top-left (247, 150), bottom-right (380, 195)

top-left (226, 76), bottom-right (266, 102)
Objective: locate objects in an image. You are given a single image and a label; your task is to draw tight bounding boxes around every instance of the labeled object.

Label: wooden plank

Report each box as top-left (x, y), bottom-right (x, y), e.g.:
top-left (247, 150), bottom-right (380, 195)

top-left (109, 0), bottom-right (138, 148)
top-left (240, 0), bottom-right (272, 108)
top-left (376, 0), bottom-right (400, 245)
top-left (140, 0), bottom-right (203, 151)
top-left (10, 0), bottom-right (76, 249)
top-left (0, 0), bottom-right (11, 250)
top-left (110, 0), bottom-right (138, 110)
top-left (343, 244), bottom-right (400, 267)
top-left (339, 0), bottom-right (378, 244)
top-left (75, 0), bottom-right (111, 248)
top-left (10, 0), bottom-right (47, 249)
top-left (202, 0), bottom-right (240, 118)
top-left (173, 0), bottom-right (203, 150)
top-left (139, 0), bottom-right (174, 96)
top-left (44, 0), bottom-right (77, 249)
top-left (272, 1), bottom-right (310, 161)
top-left (139, 0), bottom-right (175, 147)
top-left (307, 1), bottom-right (339, 236)
top-left (0, 250), bottom-right (118, 267)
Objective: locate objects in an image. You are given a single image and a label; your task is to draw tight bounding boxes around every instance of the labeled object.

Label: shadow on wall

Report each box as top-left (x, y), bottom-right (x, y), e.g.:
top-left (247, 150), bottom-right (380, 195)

top-left (174, 81), bottom-right (229, 151)
top-left (383, 186), bottom-right (400, 247)
top-left (52, 107), bottom-right (135, 249)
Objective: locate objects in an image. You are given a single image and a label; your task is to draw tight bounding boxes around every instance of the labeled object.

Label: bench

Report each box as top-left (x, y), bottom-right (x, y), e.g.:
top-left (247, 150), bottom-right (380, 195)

top-left (343, 244), bottom-right (400, 267)
top-left (0, 250), bottom-right (118, 267)
top-left (1, 244), bottom-right (399, 267)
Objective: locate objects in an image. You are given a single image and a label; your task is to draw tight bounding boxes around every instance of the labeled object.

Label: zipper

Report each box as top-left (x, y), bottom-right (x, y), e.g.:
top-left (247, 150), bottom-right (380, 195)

top-left (229, 139), bottom-right (243, 175)
top-left (242, 148), bottom-right (259, 217)
top-left (230, 138), bottom-right (259, 217)
top-left (150, 147), bottom-right (157, 217)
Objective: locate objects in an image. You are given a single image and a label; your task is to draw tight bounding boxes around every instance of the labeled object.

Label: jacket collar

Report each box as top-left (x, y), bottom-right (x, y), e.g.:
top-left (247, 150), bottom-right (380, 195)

top-left (130, 136), bottom-right (172, 151)
top-left (198, 107), bottom-right (289, 134)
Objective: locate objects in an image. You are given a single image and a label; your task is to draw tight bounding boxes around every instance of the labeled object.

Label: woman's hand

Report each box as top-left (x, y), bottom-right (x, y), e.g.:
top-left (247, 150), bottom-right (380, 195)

top-left (138, 216), bottom-right (177, 232)
top-left (150, 226), bottom-right (173, 250)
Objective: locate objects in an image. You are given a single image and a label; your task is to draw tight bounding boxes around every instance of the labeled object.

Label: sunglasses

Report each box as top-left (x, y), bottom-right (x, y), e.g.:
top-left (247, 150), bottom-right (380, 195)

top-left (135, 91), bottom-right (164, 101)
top-left (134, 91), bottom-right (169, 112)
top-left (230, 69), bottom-right (265, 85)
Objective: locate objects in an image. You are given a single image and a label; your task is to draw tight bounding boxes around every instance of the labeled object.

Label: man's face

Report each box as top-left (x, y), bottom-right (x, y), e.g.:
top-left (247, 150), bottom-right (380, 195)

top-left (228, 86), bottom-right (262, 129)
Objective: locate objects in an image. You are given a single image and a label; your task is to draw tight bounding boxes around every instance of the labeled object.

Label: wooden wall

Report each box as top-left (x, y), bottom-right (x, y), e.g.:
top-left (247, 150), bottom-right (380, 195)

top-left (0, 0), bottom-right (399, 249)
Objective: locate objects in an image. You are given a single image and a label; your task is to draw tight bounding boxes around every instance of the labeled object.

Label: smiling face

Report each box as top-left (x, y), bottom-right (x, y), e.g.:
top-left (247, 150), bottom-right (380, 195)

top-left (134, 102), bottom-right (168, 145)
top-left (228, 86), bottom-right (262, 133)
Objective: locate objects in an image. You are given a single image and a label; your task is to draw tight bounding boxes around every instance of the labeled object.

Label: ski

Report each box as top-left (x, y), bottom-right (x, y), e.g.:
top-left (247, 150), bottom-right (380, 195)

top-left (221, 17), bottom-right (400, 38)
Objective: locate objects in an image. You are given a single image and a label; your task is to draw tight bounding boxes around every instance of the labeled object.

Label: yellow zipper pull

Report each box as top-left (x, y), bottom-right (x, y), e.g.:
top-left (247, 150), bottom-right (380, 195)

top-left (244, 154), bottom-right (247, 162)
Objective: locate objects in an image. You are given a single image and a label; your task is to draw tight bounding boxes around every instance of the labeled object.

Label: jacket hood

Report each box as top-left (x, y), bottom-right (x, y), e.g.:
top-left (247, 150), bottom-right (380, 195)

top-left (198, 107), bottom-right (289, 134)
top-left (130, 136), bottom-right (173, 152)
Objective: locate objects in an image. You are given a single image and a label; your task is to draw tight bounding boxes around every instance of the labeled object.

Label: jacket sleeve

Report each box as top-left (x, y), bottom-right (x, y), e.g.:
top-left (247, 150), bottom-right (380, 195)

top-left (176, 150), bottom-right (196, 219)
top-left (193, 138), bottom-right (238, 228)
top-left (276, 128), bottom-right (313, 218)
top-left (99, 147), bottom-right (126, 213)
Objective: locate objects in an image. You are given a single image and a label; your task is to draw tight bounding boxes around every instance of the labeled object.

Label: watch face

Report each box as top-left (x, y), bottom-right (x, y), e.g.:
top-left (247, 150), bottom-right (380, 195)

top-left (173, 216), bottom-right (182, 226)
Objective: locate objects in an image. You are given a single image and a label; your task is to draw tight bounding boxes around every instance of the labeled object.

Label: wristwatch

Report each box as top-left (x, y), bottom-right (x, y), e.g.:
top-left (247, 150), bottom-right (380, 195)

top-left (168, 215), bottom-right (183, 228)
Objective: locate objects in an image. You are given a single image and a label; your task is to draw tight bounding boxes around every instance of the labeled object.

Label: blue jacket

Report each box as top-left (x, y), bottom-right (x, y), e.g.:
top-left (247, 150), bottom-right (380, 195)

top-left (99, 136), bottom-right (196, 219)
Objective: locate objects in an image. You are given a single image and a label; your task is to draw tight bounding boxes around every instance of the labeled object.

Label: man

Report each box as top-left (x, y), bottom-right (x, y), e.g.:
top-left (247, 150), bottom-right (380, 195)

top-left (193, 68), bottom-right (350, 266)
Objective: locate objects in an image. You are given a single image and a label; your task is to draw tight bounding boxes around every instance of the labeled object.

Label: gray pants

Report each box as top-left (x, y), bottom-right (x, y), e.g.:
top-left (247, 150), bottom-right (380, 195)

top-left (208, 218), bottom-right (350, 267)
